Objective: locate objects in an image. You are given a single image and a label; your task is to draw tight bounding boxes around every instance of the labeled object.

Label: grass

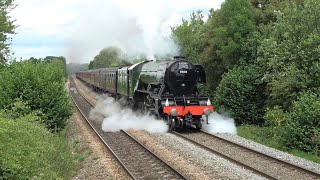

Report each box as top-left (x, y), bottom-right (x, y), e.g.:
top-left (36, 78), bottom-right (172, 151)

top-left (0, 115), bottom-right (79, 179)
top-left (237, 124), bottom-right (320, 164)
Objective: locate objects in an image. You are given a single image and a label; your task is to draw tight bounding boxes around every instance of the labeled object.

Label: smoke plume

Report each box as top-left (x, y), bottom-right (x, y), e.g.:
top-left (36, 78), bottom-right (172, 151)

top-left (89, 95), bottom-right (168, 133)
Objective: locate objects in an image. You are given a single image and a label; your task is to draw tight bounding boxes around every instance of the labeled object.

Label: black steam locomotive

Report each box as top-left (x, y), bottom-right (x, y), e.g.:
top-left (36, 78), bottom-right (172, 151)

top-left (76, 56), bottom-right (213, 130)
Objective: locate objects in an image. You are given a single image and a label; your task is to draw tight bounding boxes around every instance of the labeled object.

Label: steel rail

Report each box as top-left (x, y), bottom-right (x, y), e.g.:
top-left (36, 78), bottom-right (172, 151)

top-left (70, 78), bottom-right (188, 180)
top-left (200, 130), bottom-right (320, 178)
top-left (171, 131), bottom-right (276, 179)
top-left (121, 130), bottom-right (188, 180)
top-left (69, 79), bottom-right (137, 179)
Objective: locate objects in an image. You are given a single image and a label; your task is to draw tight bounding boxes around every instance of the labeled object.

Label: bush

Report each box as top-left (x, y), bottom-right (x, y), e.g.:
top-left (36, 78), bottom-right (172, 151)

top-left (214, 64), bottom-right (267, 124)
top-left (264, 106), bottom-right (288, 127)
top-left (0, 60), bottom-right (72, 132)
top-left (0, 115), bottom-right (77, 179)
top-left (280, 91), bottom-right (320, 154)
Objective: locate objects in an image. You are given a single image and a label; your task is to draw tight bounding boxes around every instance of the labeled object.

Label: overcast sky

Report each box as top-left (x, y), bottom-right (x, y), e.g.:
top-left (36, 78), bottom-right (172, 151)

top-left (10, 0), bottom-right (224, 63)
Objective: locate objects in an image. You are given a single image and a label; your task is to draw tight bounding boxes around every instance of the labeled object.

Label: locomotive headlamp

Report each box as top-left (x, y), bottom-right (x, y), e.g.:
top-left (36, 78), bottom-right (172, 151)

top-left (165, 98), bottom-right (169, 106)
top-left (170, 108), bottom-right (178, 116)
top-left (207, 98), bottom-right (211, 106)
top-left (204, 108), bottom-right (211, 116)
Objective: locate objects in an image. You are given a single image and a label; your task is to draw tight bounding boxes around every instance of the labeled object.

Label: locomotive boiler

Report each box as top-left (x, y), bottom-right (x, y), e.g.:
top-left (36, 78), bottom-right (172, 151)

top-left (76, 56), bottom-right (214, 130)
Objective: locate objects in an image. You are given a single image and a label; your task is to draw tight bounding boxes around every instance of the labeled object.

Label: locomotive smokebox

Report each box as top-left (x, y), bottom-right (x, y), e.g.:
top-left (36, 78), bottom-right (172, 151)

top-left (165, 60), bottom-right (197, 96)
top-left (138, 56), bottom-right (206, 96)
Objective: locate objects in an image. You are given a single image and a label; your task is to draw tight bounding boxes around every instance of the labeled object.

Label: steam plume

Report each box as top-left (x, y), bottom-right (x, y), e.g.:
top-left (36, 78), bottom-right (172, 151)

top-left (66, 0), bottom-right (179, 62)
top-left (89, 95), bottom-right (168, 133)
top-left (202, 112), bottom-right (237, 135)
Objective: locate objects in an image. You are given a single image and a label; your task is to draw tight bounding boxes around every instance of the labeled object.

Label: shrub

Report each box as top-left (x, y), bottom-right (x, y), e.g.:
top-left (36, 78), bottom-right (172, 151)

top-left (280, 91), bottom-right (320, 153)
top-left (0, 60), bottom-right (72, 132)
top-left (0, 115), bottom-right (77, 179)
top-left (214, 64), bottom-right (267, 124)
top-left (264, 106), bottom-right (288, 127)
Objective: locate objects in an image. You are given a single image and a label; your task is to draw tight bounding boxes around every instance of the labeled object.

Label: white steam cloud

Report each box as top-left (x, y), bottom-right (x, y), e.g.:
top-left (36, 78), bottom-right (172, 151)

top-left (66, 0), bottom-right (181, 62)
top-left (90, 95), bottom-right (236, 134)
top-left (202, 112), bottom-right (237, 135)
top-left (89, 95), bottom-right (168, 133)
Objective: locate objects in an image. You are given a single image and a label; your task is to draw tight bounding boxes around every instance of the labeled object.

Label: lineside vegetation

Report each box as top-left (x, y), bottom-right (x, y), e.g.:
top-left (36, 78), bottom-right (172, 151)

top-left (0, 58), bottom-right (80, 179)
top-left (172, 0), bottom-right (320, 160)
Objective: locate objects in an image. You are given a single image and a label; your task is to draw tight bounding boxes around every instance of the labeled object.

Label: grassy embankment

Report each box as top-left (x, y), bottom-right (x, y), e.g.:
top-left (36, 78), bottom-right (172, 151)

top-left (0, 113), bottom-right (94, 179)
top-left (238, 125), bottom-right (320, 164)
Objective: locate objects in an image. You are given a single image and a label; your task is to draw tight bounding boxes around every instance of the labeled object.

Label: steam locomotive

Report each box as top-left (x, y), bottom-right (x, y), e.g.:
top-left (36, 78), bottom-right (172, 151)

top-left (76, 56), bottom-right (213, 130)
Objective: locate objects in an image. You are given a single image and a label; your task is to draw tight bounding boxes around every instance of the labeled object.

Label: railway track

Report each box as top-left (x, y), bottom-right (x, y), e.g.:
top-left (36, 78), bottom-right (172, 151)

top-left (172, 130), bottom-right (320, 180)
top-left (69, 78), bottom-right (187, 180)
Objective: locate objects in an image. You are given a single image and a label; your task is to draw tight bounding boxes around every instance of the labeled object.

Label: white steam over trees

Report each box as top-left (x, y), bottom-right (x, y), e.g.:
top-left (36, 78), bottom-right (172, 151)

top-left (66, 0), bottom-right (180, 63)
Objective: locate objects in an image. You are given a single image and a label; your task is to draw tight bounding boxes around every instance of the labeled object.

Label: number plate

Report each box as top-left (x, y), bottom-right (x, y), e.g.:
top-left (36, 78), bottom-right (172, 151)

top-left (179, 70), bottom-right (188, 74)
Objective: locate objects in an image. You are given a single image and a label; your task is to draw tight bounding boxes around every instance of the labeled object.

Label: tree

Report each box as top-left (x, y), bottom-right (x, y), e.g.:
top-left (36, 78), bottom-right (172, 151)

top-left (171, 10), bottom-right (206, 64)
top-left (44, 56), bottom-right (68, 77)
top-left (88, 47), bottom-right (130, 69)
top-left (251, 0), bottom-right (304, 25)
top-left (213, 0), bottom-right (256, 69)
top-left (0, 0), bottom-right (16, 66)
top-left (258, 0), bottom-right (320, 109)
top-left (199, 9), bottom-right (225, 91)
top-left (172, 1), bottom-right (257, 92)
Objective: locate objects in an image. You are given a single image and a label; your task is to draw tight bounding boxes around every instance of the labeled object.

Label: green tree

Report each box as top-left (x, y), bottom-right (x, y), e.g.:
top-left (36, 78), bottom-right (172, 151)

top-left (258, 0), bottom-right (320, 109)
top-left (213, 0), bottom-right (256, 69)
top-left (88, 47), bottom-right (130, 69)
top-left (199, 9), bottom-right (225, 91)
top-left (172, 0), bottom-right (257, 92)
top-left (171, 10), bottom-right (206, 64)
top-left (44, 56), bottom-right (68, 77)
top-left (251, 0), bottom-right (304, 25)
top-left (202, 0), bottom-right (256, 91)
top-left (0, 0), bottom-right (16, 66)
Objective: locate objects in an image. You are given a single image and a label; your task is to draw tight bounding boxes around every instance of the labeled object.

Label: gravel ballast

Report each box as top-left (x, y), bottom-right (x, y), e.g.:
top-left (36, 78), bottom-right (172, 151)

top-left (70, 79), bottom-right (131, 179)
top-left (214, 133), bottom-right (320, 174)
top-left (129, 130), bottom-right (266, 180)
top-left (74, 77), bottom-right (320, 179)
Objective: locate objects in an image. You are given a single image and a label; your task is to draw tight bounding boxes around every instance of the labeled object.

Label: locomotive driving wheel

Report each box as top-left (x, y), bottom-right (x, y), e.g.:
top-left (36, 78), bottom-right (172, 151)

top-left (143, 94), bottom-right (154, 113)
top-left (166, 115), bottom-right (177, 131)
top-left (196, 122), bottom-right (202, 130)
top-left (195, 117), bottom-right (203, 130)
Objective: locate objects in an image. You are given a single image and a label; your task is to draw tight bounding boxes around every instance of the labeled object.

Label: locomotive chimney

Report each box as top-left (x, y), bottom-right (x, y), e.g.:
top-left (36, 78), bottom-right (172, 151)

top-left (173, 56), bottom-right (186, 61)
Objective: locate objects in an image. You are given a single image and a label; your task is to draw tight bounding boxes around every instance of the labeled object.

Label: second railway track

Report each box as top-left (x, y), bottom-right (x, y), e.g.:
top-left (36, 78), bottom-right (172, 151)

top-left (69, 77), bottom-right (187, 180)
top-left (172, 130), bottom-right (320, 180)
top-left (71, 77), bottom-right (320, 179)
